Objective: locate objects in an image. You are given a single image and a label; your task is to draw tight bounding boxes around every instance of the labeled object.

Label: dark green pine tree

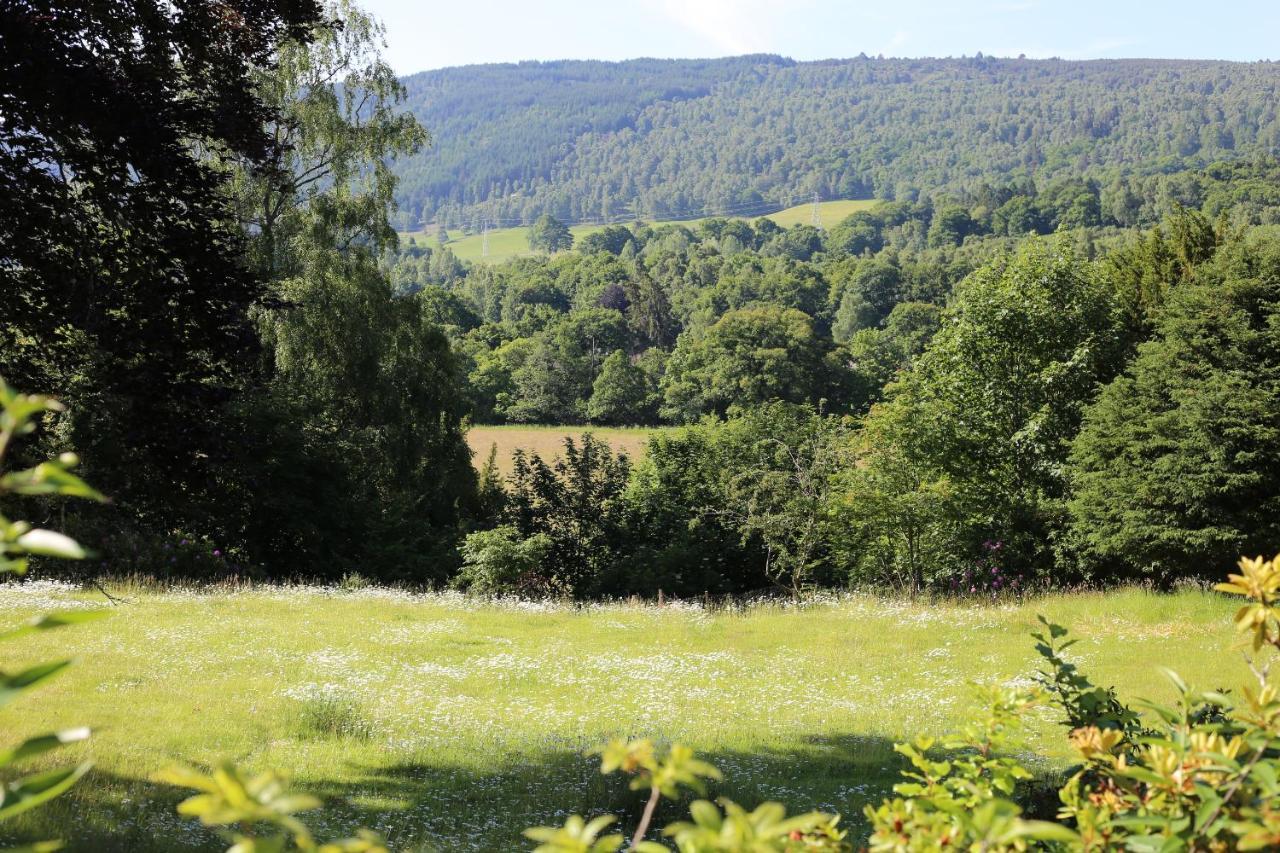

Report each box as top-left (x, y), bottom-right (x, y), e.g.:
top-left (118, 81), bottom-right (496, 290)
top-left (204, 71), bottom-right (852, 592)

top-left (1065, 237), bottom-right (1280, 582)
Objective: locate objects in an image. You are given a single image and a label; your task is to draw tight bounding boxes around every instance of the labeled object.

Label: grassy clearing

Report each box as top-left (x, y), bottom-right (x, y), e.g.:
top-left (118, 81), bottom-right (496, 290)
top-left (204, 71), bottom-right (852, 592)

top-left (401, 200), bottom-right (882, 264)
top-left (0, 581), bottom-right (1236, 852)
top-left (466, 424), bottom-right (665, 475)
top-left (761, 198), bottom-right (880, 230)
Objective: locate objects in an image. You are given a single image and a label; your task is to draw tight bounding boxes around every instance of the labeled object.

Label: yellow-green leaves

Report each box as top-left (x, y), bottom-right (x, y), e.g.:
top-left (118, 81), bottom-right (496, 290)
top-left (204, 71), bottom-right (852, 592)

top-left (597, 739), bottom-right (722, 798)
top-left (1217, 554), bottom-right (1280, 651)
top-left (664, 799), bottom-right (846, 852)
top-left (153, 763), bottom-right (390, 853)
top-left (1, 453), bottom-right (104, 501)
top-left (522, 815), bottom-right (624, 853)
top-left (0, 378), bottom-right (106, 850)
top-left (543, 741), bottom-right (849, 851)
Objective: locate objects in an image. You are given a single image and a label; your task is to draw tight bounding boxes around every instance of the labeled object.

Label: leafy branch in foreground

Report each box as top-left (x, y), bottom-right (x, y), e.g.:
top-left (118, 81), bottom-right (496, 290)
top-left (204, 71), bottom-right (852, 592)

top-left (526, 738), bottom-right (848, 852)
top-left (0, 377), bottom-right (107, 848)
top-left (865, 553), bottom-right (1280, 851)
top-left (152, 764), bottom-right (388, 853)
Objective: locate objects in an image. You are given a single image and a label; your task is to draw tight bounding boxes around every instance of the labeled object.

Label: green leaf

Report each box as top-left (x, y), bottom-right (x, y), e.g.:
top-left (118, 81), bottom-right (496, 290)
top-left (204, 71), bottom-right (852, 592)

top-left (1010, 820), bottom-right (1081, 842)
top-left (13, 530), bottom-right (86, 560)
top-left (0, 660), bottom-right (72, 708)
top-left (0, 729), bottom-right (90, 769)
top-left (0, 763), bottom-right (91, 821)
top-left (0, 611), bottom-right (108, 643)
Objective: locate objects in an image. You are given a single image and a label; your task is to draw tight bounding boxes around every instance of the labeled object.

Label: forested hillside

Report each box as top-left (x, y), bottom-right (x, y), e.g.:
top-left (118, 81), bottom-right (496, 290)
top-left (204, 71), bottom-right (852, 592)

top-left (396, 55), bottom-right (1280, 228)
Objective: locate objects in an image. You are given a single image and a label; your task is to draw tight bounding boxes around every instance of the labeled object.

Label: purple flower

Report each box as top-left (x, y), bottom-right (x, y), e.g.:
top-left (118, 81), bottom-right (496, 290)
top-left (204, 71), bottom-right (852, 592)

top-left (213, 549), bottom-right (222, 558)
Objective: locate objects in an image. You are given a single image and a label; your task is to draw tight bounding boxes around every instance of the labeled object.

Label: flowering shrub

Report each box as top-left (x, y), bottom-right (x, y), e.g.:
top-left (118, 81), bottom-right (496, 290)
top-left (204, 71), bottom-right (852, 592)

top-left (75, 525), bottom-right (254, 580)
top-left (948, 540), bottom-right (1024, 598)
top-left (866, 553), bottom-right (1280, 851)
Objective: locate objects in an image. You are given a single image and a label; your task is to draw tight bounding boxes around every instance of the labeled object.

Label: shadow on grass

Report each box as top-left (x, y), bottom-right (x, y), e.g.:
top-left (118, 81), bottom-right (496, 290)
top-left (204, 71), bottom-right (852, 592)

top-left (0, 733), bottom-right (1063, 852)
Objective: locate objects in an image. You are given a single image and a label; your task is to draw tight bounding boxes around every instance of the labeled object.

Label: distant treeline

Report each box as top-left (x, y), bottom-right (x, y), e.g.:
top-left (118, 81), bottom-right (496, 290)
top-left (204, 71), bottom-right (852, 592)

top-left (394, 55), bottom-right (1280, 228)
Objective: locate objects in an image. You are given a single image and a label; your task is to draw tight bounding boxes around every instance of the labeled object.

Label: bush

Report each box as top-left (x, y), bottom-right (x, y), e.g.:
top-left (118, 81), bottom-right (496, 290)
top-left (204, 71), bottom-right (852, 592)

top-left (864, 553), bottom-right (1280, 850)
top-left (455, 524), bottom-right (554, 595)
top-left (504, 435), bottom-right (631, 597)
top-left (620, 403), bottom-right (850, 596)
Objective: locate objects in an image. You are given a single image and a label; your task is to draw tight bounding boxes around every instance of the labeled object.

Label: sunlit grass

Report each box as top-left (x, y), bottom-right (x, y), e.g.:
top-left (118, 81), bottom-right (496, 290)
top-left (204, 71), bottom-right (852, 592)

top-left (0, 581), bottom-right (1235, 851)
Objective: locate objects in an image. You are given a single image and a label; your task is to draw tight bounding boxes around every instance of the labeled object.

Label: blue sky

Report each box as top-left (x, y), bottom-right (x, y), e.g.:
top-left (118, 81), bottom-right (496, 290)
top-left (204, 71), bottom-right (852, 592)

top-left (360, 0), bottom-right (1280, 76)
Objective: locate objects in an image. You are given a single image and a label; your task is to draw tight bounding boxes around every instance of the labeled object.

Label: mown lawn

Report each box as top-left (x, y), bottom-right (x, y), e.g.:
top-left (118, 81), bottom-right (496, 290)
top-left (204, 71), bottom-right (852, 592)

top-left (466, 425), bottom-right (665, 476)
top-left (0, 582), bottom-right (1237, 851)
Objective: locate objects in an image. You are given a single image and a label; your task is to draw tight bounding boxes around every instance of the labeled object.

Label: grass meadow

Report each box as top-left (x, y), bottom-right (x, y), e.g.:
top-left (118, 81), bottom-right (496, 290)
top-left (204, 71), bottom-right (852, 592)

top-left (403, 199), bottom-right (881, 264)
top-left (466, 425), bottom-right (665, 476)
top-left (0, 581), bottom-right (1239, 852)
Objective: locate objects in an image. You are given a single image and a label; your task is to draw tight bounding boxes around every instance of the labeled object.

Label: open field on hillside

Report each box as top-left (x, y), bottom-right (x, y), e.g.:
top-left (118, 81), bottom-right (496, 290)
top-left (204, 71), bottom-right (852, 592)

top-left (401, 199), bottom-right (881, 264)
top-left (0, 582), bottom-right (1239, 852)
top-left (761, 198), bottom-right (880, 229)
top-left (466, 424), bottom-right (665, 475)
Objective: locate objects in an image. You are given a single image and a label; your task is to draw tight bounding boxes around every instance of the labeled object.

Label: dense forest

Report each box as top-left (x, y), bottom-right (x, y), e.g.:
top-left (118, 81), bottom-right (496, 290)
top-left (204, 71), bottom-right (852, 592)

top-left (6, 3), bottom-right (1280, 851)
top-left (394, 55), bottom-right (1280, 228)
top-left (4, 1), bottom-right (1279, 600)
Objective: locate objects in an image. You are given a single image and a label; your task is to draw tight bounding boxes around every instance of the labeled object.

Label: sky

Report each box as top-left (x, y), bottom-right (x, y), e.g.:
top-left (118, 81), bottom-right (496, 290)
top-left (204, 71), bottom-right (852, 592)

top-left (360, 0), bottom-right (1280, 76)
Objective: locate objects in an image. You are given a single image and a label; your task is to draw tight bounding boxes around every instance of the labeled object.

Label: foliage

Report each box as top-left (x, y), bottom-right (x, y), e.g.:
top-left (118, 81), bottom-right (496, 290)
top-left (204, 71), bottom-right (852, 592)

top-left (0, 0), bottom-right (324, 555)
top-left (720, 408), bottom-right (854, 593)
top-left (227, 0), bottom-right (475, 582)
top-left (529, 215), bottom-right (575, 253)
top-left (864, 687), bottom-right (1074, 852)
top-left (865, 553), bottom-right (1280, 851)
top-left (503, 435), bottom-right (631, 596)
top-left (1031, 616), bottom-right (1143, 735)
top-left (842, 302), bottom-right (942, 412)
top-left (0, 378), bottom-right (106, 847)
top-left (1065, 234), bottom-right (1280, 582)
top-left (588, 351), bottom-right (658, 426)
top-left (850, 240), bottom-right (1120, 584)
top-left (528, 739), bottom-right (847, 852)
top-left (661, 307), bottom-right (837, 422)
top-left (454, 525), bottom-right (554, 595)
top-left (154, 764), bottom-right (388, 853)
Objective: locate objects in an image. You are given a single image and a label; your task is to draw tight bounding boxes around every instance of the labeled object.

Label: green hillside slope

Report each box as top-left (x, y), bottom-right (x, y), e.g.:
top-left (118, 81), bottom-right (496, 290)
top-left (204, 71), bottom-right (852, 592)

top-left (392, 56), bottom-right (1280, 229)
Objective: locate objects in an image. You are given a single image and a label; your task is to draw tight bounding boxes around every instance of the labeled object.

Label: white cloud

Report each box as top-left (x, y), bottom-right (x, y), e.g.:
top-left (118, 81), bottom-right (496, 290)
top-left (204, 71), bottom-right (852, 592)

top-left (645, 0), bottom-right (809, 55)
top-left (879, 30), bottom-right (911, 56)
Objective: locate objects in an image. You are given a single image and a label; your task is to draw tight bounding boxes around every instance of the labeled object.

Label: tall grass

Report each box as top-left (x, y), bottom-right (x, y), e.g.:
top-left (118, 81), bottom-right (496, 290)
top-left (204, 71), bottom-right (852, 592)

top-left (0, 581), bottom-right (1235, 851)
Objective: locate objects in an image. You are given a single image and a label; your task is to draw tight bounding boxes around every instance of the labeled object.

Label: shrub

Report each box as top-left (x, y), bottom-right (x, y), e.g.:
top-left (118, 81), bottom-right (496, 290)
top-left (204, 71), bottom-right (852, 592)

top-left (864, 552), bottom-right (1280, 850)
top-left (455, 524), bottom-right (554, 595)
top-left (504, 435), bottom-right (631, 596)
